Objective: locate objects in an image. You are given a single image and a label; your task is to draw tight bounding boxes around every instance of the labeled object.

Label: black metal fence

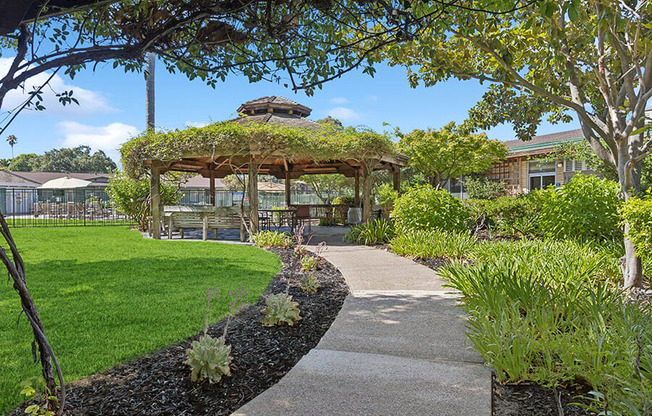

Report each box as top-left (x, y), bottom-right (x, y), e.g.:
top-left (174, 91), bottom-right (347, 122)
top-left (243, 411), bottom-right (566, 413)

top-left (1, 187), bottom-right (134, 228)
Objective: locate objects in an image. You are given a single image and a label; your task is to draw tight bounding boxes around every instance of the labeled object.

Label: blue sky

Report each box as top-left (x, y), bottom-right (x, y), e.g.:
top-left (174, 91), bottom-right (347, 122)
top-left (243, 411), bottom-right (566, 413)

top-left (0, 55), bottom-right (579, 166)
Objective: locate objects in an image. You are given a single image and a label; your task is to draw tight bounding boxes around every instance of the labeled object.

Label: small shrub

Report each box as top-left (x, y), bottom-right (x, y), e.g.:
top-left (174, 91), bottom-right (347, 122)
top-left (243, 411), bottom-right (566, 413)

top-left (390, 229), bottom-right (475, 260)
top-left (466, 195), bottom-right (541, 237)
top-left (536, 174), bottom-right (622, 242)
top-left (620, 189), bottom-right (652, 260)
top-left (332, 196), bottom-right (355, 206)
top-left (300, 274), bottom-right (320, 294)
top-left (20, 379), bottom-right (54, 416)
top-left (300, 255), bottom-right (318, 271)
top-left (392, 185), bottom-right (472, 233)
top-left (185, 335), bottom-right (232, 383)
top-left (261, 293), bottom-right (301, 326)
top-left (345, 218), bottom-right (395, 245)
top-left (464, 176), bottom-right (507, 200)
top-left (250, 230), bottom-right (294, 248)
top-left (375, 183), bottom-right (399, 217)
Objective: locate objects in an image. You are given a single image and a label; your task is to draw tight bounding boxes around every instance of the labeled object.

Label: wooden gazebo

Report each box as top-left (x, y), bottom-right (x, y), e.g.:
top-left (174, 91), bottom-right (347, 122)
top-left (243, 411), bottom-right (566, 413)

top-left (124, 97), bottom-right (408, 239)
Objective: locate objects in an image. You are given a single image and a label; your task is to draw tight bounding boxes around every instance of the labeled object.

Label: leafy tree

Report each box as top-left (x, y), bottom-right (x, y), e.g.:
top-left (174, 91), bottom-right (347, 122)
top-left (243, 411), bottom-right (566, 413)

top-left (6, 135), bottom-right (16, 158)
top-left (7, 153), bottom-right (37, 171)
top-left (465, 175), bottom-right (507, 200)
top-left (299, 174), bottom-right (353, 204)
top-left (108, 171), bottom-right (181, 231)
top-left (389, 0), bottom-right (651, 287)
top-left (0, 0), bottom-right (454, 134)
top-left (30, 146), bottom-right (117, 172)
top-left (397, 122), bottom-right (508, 188)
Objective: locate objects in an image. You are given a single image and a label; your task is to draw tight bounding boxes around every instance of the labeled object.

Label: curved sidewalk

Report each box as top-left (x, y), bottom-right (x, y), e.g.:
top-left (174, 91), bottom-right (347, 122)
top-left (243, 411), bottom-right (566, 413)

top-left (233, 229), bottom-right (490, 415)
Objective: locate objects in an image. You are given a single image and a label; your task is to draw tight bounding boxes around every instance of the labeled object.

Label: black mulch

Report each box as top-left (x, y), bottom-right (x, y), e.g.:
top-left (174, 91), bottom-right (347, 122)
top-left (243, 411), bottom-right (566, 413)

top-left (411, 255), bottom-right (597, 416)
top-left (15, 248), bottom-right (348, 416)
top-left (493, 376), bottom-right (596, 416)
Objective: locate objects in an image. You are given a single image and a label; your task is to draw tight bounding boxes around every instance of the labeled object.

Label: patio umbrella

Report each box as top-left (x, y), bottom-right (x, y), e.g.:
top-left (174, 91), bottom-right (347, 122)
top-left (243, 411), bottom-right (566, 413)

top-left (38, 177), bottom-right (93, 189)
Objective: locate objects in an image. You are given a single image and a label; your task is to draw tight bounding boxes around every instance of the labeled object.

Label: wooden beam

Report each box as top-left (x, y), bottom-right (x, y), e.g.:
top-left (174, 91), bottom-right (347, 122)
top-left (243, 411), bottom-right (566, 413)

top-left (393, 168), bottom-right (400, 191)
top-left (354, 168), bottom-right (360, 207)
top-left (362, 166), bottom-right (372, 222)
top-left (209, 169), bottom-right (216, 206)
top-left (284, 169), bottom-right (291, 208)
top-left (248, 159), bottom-right (259, 233)
top-left (150, 162), bottom-right (162, 239)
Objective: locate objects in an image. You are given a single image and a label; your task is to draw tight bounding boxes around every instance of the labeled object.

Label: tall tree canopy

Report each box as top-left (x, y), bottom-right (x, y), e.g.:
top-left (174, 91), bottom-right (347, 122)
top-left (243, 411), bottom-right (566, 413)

top-left (398, 122), bottom-right (508, 187)
top-left (16, 145), bottom-right (117, 172)
top-left (387, 0), bottom-right (651, 287)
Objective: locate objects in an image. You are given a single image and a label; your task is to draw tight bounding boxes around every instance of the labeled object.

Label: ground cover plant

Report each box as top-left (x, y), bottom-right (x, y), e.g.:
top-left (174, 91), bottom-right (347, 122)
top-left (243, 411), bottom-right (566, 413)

top-left (0, 227), bottom-right (280, 414)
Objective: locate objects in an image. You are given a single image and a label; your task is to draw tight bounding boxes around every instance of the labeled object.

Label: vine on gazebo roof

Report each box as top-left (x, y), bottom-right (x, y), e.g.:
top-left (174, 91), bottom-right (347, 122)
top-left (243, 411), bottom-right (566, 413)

top-left (120, 121), bottom-right (399, 177)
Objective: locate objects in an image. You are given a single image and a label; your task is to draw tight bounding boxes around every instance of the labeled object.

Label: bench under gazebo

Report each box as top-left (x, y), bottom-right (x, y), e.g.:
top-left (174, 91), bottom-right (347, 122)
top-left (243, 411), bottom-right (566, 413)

top-left (121, 97), bottom-right (408, 240)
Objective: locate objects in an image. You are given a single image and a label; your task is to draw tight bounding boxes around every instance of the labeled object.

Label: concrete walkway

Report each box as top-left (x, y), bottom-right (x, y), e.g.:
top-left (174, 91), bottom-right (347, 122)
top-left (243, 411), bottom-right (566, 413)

top-left (233, 227), bottom-right (490, 415)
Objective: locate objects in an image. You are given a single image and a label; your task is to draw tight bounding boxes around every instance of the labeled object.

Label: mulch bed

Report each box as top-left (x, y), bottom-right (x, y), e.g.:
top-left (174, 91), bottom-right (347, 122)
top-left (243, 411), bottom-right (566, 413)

top-left (14, 248), bottom-right (348, 416)
top-left (411, 255), bottom-right (597, 416)
top-left (493, 376), bottom-right (596, 416)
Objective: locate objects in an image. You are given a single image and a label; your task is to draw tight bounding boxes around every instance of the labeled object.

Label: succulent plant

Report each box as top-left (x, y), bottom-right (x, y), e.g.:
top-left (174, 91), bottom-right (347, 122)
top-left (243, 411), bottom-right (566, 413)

top-left (300, 255), bottom-right (318, 271)
top-left (261, 293), bottom-right (301, 326)
top-left (300, 274), bottom-right (321, 294)
top-left (185, 335), bottom-right (232, 383)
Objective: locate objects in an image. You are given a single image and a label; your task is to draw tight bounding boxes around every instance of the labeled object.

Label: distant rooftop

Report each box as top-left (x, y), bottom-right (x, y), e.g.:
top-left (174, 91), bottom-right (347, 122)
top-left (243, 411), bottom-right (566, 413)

top-left (505, 129), bottom-right (584, 158)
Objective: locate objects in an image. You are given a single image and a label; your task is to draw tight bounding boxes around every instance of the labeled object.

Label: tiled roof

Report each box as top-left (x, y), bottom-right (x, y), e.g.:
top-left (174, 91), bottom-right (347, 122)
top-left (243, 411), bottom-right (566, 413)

top-left (504, 129), bottom-right (584, 157)
top-left (181, 175), bottom-right (226, 189)
top-left (240, 96), bottom-right (301, 107)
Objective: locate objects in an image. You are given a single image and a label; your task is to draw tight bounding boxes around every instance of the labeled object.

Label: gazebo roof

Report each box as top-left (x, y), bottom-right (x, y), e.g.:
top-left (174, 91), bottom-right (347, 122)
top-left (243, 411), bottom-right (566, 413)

top-left (123, 97), bottom-right (408, 180)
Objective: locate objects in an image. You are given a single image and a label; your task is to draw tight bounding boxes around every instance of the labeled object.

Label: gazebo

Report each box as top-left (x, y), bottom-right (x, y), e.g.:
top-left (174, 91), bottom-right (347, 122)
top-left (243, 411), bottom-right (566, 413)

top-left (123, 97), bottom-right (408, 239)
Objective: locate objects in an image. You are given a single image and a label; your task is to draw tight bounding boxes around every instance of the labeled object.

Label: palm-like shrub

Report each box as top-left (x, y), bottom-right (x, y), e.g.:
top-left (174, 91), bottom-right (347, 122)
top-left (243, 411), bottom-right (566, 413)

top-left (345, 219), bottom-right (396, 245)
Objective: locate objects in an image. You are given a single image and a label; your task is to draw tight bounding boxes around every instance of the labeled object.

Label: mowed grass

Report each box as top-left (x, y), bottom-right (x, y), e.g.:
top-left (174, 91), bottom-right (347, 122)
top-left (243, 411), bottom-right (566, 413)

top-left (0, 227), bottom-right (280, 414)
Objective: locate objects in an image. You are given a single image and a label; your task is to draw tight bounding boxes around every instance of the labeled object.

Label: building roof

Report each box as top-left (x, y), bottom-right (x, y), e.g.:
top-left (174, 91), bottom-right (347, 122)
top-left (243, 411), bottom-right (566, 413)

top-left (0, 170), bottom-right (40, 187)
top-left (504, 129), bottom-right (584, 158)
top-left (181, 175), bottom-right (226, 189)
top-left (9, 172), bottom-right (111, 186)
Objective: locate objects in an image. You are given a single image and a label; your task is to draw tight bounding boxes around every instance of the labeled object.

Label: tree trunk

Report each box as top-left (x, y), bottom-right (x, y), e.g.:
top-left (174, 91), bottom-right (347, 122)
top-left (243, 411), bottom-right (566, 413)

top-left (145, 52), bottom-right (156, 131)
top-left (617, 141), bottom-right (643, 288)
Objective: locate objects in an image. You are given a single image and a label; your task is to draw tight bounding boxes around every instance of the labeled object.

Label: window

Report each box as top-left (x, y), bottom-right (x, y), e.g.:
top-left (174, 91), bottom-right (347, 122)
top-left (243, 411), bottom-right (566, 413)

top-left (565, 159), bottom-right (585, 172)
top-left (528, 160), bottom-right (556, 190)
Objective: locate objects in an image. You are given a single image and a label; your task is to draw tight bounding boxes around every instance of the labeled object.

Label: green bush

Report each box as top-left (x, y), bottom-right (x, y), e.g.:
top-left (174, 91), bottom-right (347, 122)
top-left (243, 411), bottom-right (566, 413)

top-left (375, 183), bottom-right (399, 217)
top-left (466, 196), bottom-right (541, 237)
top-left (536, 174), bottom-right (622, 242)
top-left (390, 229), bottom-right (476, 260)
top-left (392, 185), bottom-right (472, 233)
top-left (464, 176), bottom-right (507, 200)
top-left (250, 231), bottom-right (294, 248)
top-left (345, 218), bottom-right (396, 245)
top-left (444, 239), bottom-right (651, 414)
top-left (300, 274), bottom-right (320, 294)
top-left (620, 189), bottom-right (652, 260)
top-left (332, 195), bottom-right (355, 206)
top-left (108, 171), bottom-right (181, 231)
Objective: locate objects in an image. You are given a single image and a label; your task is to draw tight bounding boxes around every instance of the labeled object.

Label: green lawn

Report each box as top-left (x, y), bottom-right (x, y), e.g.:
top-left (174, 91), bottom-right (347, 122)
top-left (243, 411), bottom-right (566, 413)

top-left (0, 227), bottom-right (280, 414)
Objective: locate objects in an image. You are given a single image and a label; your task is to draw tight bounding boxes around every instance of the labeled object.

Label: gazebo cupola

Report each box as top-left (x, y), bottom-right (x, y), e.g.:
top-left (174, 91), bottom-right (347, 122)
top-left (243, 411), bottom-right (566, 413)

top-left (237, 96), bottom-right (311, 118)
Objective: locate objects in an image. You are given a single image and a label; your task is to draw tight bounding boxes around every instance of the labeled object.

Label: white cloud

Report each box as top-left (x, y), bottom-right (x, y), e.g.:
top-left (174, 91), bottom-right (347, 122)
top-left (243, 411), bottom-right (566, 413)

top-left (365, 95), bottom-right (379, 102)
top-left (59, 121), bottom-right (139, 164)
top-left (327, 107), bottom-right (361, 122)
top-left (330, 97), bottom-right (349, 104)
top-left (0, 57), bottom-right (115, 116)
top-left (185, 121), bottom-right (210, 128)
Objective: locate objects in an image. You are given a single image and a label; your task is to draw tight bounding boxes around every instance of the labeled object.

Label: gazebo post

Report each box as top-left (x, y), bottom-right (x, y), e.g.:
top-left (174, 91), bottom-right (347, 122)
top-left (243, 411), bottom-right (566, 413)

top-left (284, 170), bottom-right (291, 208)
top-left (248, 159), bottom-right (259, 233)
top-left (209, 169), bottom-right (216, 206)
top-left (150, 161), bottom-right (162, 239)
top-left (393, 167), bottom-right (400, 191)
top-left (362, 166), bottom-right (372, 223)
top-left (354, 168), bottom-right (360, 207)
